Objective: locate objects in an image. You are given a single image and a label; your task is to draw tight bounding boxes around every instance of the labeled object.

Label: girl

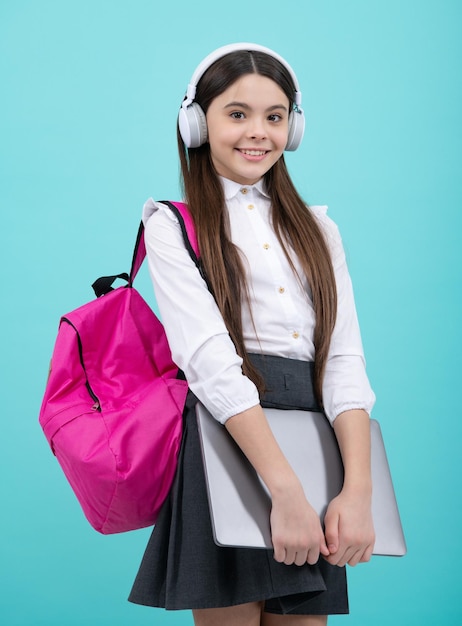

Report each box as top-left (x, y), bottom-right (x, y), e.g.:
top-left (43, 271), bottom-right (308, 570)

top-left (129, 43), bottom-right (376, 625)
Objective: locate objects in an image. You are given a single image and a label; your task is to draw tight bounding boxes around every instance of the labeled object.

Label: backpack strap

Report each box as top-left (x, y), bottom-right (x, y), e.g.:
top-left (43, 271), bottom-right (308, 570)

top-left (92, 201), bottom-right (201, 297)
top-left (129, 201), bottom-right (200, 285)
top-left (164, 201), bottom-right (199, 263)
top-left (162, 201), bottom-right (208, 286)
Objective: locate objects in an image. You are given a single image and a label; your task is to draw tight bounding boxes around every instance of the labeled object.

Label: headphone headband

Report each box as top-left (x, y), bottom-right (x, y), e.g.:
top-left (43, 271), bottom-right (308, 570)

top-left (183, 42), bottom-right (302, 110)
top-left (178, 42), bottom-right (305, 151)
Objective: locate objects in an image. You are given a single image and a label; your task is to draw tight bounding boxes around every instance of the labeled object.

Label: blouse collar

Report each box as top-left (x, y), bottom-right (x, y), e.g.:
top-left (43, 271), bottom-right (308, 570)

top-left (220, 176), bottom-right (270, 201)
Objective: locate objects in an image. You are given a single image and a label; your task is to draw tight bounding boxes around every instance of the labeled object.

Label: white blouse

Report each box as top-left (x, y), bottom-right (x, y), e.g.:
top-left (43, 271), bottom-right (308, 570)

top-left (143, 177), bottom-right (375, 425)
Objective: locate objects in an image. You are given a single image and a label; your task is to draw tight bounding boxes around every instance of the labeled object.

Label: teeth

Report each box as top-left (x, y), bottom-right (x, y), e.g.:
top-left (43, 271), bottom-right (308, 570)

top-left (241, 150), bottom-right (266, 156)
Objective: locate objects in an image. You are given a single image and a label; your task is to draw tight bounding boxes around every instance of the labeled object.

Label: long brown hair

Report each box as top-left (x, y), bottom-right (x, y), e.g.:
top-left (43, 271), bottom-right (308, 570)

top-left (177, 50), bottom-right (337, 404)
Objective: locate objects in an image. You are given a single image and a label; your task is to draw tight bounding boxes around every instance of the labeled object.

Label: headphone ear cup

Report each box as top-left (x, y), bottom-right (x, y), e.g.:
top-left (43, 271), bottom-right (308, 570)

top-left (178, 102), bottom-right (208, 148)
top-left (285, 110), bottom-right (305, 151)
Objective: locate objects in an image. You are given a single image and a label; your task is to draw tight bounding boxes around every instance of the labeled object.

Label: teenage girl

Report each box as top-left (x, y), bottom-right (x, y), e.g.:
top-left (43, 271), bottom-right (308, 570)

top-left (129, 43), bottom-right (376, 626)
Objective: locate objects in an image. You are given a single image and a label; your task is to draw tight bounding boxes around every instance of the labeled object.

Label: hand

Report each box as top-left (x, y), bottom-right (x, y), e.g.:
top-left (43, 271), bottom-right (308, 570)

top-left (323, 488), bottom-right (375, 567)
top-left (270, 484), bottom-right (330, 566)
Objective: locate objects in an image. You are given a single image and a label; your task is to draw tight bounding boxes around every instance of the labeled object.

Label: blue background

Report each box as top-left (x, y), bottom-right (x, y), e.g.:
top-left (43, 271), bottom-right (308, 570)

top-left (1, 1), bottom-right (461, 624)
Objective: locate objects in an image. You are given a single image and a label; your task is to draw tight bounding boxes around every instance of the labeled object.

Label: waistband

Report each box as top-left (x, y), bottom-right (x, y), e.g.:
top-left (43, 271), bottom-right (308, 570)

top-left (248, 353), bottom-right (321, 413)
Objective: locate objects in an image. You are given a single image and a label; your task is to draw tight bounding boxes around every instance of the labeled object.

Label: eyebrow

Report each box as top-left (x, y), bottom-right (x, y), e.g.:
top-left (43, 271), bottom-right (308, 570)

top-left (223, 101), bottom-right (289, 112)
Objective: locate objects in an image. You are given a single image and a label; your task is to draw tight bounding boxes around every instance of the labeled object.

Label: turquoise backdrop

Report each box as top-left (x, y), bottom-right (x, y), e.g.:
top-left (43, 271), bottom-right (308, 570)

top-left (1, 1), bottom-right (461, 624)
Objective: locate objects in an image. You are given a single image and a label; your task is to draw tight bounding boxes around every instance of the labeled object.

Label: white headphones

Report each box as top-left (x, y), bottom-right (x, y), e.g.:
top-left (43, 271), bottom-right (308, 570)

top-left (178, 42), bottom-right (305, 152)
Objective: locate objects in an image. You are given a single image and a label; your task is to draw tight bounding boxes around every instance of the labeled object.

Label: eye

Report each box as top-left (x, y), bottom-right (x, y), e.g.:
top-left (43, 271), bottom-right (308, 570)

top-left (268, 113), bottom-right (283, 122)
top-left (230, 111), bottom-right (245, 120)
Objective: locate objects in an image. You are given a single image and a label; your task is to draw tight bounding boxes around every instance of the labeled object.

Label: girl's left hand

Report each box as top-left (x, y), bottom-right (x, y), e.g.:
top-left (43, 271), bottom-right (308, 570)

top-left (323, 488), bottom-right (375, 567)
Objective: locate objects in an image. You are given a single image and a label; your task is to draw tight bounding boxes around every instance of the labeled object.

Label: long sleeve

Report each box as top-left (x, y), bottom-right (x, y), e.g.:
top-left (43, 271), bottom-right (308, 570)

top-left (312, 207), bottom-right (376, 422)
top-left (143, 200), bottom-right (259, 424)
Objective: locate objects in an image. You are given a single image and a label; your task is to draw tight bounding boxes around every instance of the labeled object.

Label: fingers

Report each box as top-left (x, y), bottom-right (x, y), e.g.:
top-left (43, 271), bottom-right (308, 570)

top-left (272, 543), bottom-right (286, 563)
top-left (274, 530), bottom-right (330, 566)
top-left (287, 548), bottom-right (316, 567)
top-left (319, 540), bottom-right (331, 558)
top-left (329, 546), bottom-right (360, 567)
top-left (324, 536), bottom-right (375, 567)
top-left (323, 511), bottom-right (339, 556)
top-left (274, 546), bottom-right (322, 566)
top-left (275, 535), bottom-right (374, 568)
top-left (272, 530), bottom-right (326, 566)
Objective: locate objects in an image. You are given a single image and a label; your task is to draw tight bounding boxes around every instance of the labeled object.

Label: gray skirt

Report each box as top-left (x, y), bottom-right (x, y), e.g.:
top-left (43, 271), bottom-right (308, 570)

top-left (128, 354), bottom-right (348, 615)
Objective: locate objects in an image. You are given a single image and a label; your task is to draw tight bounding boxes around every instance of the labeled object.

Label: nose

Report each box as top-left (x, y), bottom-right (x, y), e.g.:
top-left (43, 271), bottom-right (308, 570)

top-left (248, 117), bottom-right (267, 140)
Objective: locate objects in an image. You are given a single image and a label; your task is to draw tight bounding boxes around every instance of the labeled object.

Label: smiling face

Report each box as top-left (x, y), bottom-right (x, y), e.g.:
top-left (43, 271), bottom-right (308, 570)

top-left (205, 73), bottom-right (290, 186)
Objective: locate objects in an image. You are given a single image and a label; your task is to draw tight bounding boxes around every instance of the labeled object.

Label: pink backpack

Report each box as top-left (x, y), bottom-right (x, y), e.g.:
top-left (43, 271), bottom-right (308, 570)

top-left (39, 201), bottom-right (199, 534)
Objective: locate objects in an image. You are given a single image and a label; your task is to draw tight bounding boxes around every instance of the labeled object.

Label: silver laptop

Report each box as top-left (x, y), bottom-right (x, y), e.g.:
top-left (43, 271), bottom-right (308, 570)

top-left (196, 404), bottom-right (406, 556)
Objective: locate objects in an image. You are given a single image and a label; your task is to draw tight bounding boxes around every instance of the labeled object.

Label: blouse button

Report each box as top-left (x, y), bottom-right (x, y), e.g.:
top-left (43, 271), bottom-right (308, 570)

top-left (247, 204), bottom-right (254, 210)
top-left (292, 331), bottom-right (300, 339)
top-left (263, 243), bottom-right (270, 250)
top-left (278, 287), bottom-right (285, 294)
top-left (241, 188), bottom-right (248, 195)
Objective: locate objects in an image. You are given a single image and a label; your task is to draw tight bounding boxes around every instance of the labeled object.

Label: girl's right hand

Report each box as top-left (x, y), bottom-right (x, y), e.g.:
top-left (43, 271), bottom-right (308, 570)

top-left (270, 482), bottom-right (330, 566)
top-left (225, 404), bottom-right (330, 566)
